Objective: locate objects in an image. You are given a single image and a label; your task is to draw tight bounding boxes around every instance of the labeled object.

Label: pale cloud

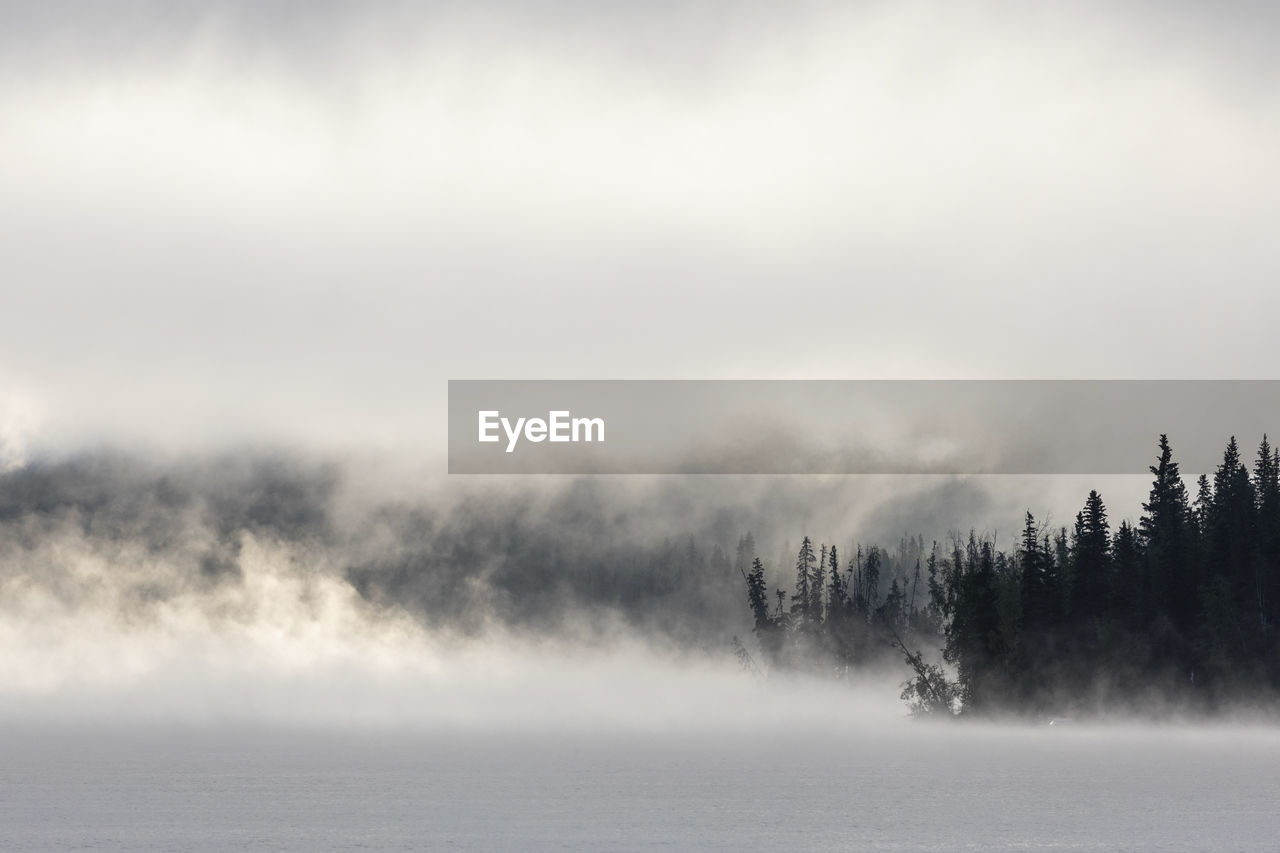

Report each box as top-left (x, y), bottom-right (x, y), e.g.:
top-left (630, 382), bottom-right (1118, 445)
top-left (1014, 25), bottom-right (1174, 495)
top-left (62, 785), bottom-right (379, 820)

top-left (1, 1), bottom-right (1277, 453)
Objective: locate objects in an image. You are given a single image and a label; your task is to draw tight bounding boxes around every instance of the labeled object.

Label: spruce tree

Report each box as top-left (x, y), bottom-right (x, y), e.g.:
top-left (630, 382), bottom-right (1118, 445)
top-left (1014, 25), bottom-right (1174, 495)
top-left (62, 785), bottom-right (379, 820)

top-left (1254, 436), bottom-right (1280, 629)
top-left (825, 544), bottom-right (845, 615)
top-left (924, 545), bottom-right (945, 634)
top-left (909, 558), bottom-right (922, 626)
top-left (746, 557), bottom-right (771, 632)
top-left (1140, 434), bottom-right (1194, 633)
top-left (1019, 511), bottom-right (1049, 632)
top-left (945, 534), bottom-right (1004, 711)
top-left (863, 546), bottom-right (882, 616)
top-left (1208, 436), bottom-right (1256, 619)
top-left (882, 578), bottom-right (906, 629)
top-left (1195, 475), bottom-right (1213, 531)
top-left (745, 557), bottom-right (783, 664)
top-left (1111, 519), bottom-right (1144, 625)
top-left (791, 536), bottom-right (816, 627)
top-left (810, 544), bottom-right (827, 624)
top-left (1070, 490), bottom-right (1111, 622)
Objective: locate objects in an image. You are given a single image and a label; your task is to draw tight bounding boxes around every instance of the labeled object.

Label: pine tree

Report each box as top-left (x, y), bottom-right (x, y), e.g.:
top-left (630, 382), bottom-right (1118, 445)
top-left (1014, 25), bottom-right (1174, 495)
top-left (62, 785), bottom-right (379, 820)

top-left (745, 556), bottom-right (783, 664)
top-left (791, 536), bottom-right (816, 627)
top-left (944, 534), bottom-right (1005, 711)
top-left (1254, 436), bottom-right (1280, 629)
top-left (810, 544), bottom-right (826, 623)
top-left (1140, 434), bottom-right (1194, 633)
top-left (1070, 491), bottom-right (1111, 621)
top-left (1111, 519), bottom-right (1144, 625)
top-left (1019, 511), bottom-right (1050, 632)
top-left (1195, 475), bottom-right (1213, 531)
top-left (824, 544), bottom-right (856, 666)
top-left (863, 546), bottom-right (882, 616)
top-left (1042, 532), bottom-right (1062, 623)
top-left (1207, 436), bottom-right (1256, 620)
top-left (882, 578), bottom-right (906, 629)
top-left (924, 545), bottom-right (945, 634)
top-left (746, 557), bottom-right (770, 632)
top-left (852, 545), bottom-right (865, 615)
top-left (909, 558), bottom-right (922, 626)
top-left (826, 544), bottom-right (845, 615)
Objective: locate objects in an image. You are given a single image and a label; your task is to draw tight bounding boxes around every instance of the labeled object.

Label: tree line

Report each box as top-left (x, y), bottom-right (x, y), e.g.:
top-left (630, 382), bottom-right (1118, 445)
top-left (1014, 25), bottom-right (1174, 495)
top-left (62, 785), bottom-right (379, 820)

top-left (736, 434), bottom-right (1280, 716)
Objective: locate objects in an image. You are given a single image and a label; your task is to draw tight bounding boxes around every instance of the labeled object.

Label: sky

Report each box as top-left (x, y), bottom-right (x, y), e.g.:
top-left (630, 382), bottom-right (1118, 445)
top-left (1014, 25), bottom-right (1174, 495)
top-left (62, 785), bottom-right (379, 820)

top-left (1, 0), bottom-right (1278, 457)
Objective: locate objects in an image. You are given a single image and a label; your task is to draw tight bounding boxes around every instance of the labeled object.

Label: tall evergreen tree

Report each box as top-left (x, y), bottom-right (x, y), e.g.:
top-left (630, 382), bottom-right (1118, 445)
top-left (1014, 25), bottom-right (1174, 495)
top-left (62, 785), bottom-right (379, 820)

top-left (909, 558), bottom-right (922, 626)
top-left (810, 544), bottom-right (827, 623)
top-left (746, 557), bottom-right (770, 631)
top-left (1019, 512), bottom-right (1051, 632)
top-left (863, 546), bottom-right (882, 617)
top-left (1111, 519), bottom-right (1144, 624)
top-left (882, 578), bottom-right (906, 629)
top-left (1194, 475), bottom-right (1213, 531)
top-left (825, 544), bottom-right (845, 615)
top-left (745, 556), bottom-right (784, 664)
top-left (924, 545), bottom-right (946, 635)
top-left (791, 536), bottom-right (817, 627)
top-left (944, 534), bottom-right (1004, 711)
top-left (1140, 434), bottom-right (1194, 633)
top-left (1254, 436), bottom-right (1280, 629)
top-left (1207, 436), bottom-right (1256, 620)
top-left (1070, 490), bottom-right (1111, 621)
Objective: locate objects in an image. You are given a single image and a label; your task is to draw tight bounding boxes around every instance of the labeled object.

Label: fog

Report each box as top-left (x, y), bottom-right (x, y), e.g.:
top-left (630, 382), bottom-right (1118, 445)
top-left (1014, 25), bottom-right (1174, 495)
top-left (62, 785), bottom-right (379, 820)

top-left (0, 447), bottom-right (1176, 728)
top-left (3, 0), bottom-right (1280, 453)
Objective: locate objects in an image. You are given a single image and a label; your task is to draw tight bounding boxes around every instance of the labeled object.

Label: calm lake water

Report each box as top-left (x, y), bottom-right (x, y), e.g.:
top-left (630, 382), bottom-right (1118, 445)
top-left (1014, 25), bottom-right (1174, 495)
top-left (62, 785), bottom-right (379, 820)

top-left (2, 725), bottom-right (1278, 851)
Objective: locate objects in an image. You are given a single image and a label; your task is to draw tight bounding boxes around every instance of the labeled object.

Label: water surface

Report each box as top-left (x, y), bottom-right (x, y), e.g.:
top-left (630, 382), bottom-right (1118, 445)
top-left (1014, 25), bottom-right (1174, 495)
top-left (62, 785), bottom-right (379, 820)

top-left (2, 725), bottom-right (1277, 851)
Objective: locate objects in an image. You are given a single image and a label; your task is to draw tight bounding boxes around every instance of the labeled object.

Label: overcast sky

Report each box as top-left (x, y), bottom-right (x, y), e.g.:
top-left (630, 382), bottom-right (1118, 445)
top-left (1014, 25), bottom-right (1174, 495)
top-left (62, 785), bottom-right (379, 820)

top-left (2, 0), bottom-right (1278, 457)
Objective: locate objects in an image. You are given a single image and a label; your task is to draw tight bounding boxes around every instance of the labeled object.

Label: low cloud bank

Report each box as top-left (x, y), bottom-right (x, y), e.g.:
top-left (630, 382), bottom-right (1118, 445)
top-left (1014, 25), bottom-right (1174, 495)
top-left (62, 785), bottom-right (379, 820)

top-left (0, 448), bottom-right (1168, 726)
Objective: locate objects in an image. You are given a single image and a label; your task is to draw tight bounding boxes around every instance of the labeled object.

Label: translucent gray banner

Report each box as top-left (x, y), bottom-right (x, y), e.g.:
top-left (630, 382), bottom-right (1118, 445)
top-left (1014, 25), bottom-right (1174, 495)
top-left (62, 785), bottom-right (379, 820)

top-left (447, 380), bottom-right (1280, 475)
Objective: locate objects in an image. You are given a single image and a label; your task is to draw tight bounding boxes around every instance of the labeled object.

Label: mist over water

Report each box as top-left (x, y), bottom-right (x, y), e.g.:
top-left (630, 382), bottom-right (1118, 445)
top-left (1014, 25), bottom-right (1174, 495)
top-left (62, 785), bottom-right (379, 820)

top-left (2, 444), bottom-right (1272, 851)
top-left (0, 448), bottom-right (958, 728)
top-left (0, 445), bottom-right (1261, 730)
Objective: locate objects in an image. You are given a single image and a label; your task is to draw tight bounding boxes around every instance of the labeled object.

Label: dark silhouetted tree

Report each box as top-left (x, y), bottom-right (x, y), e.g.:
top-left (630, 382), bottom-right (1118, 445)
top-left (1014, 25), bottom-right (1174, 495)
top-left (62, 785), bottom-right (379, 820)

top-left (1140, 434), bottom-right (1194, 636)
top-left (1070, 490), bottom-right (1111, 622)
top-left (791, 536), bottom-right (817, 629)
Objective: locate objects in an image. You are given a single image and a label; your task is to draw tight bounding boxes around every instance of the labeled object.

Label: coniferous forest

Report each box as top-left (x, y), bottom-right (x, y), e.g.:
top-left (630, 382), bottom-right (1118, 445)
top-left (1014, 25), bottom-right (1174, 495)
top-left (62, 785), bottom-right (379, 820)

top-left (736, 434), bottom-right (1280, 717)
